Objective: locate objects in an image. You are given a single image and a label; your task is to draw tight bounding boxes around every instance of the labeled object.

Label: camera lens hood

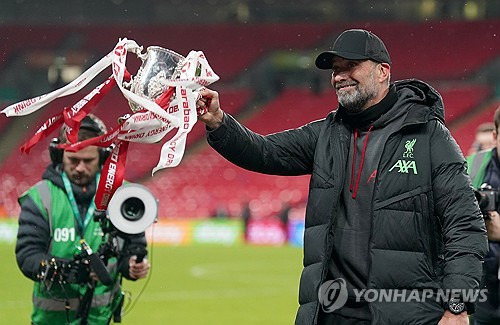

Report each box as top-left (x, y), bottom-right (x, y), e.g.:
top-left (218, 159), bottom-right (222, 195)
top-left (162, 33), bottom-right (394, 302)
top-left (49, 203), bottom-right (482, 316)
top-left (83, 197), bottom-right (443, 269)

top-left (107, 183), bottom-right (158, 234)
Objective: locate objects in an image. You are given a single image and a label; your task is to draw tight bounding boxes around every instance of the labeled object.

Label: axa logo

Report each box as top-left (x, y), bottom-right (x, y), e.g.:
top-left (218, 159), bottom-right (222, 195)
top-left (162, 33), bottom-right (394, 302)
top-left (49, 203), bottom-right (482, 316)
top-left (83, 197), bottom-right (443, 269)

top-left (389, 138), bottom-right (418, 174)
top-left (389, 160), bottom-right (418, 174)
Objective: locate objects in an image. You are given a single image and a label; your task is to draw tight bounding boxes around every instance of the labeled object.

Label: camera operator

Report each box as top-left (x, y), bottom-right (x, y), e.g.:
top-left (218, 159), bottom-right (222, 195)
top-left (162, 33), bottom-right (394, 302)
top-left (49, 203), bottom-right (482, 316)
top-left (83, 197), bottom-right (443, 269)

top-left (467, 107), bottom-right (500, 324)
top-left (15, 114), bottom-right (150, 324)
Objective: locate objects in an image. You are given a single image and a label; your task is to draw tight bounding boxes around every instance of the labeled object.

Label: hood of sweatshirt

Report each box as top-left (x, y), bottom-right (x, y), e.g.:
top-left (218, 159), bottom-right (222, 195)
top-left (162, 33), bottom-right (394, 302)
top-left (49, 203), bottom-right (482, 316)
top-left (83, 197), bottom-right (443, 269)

top-left (393, 78), bottom-right (445, 126)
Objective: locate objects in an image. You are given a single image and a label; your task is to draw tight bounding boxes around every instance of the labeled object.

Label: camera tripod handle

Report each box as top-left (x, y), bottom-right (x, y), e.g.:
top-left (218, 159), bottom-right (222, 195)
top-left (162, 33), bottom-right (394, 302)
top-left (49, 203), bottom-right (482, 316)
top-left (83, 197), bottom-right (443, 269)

top-left (80, 240), bottom-right (113, 285)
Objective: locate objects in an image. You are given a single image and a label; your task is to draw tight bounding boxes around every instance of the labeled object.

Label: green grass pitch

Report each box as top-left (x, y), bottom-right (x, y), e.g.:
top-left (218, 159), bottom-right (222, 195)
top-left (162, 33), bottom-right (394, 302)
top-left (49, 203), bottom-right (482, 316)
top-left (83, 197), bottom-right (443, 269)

top-left (0, 243), bottom-right (303, 324)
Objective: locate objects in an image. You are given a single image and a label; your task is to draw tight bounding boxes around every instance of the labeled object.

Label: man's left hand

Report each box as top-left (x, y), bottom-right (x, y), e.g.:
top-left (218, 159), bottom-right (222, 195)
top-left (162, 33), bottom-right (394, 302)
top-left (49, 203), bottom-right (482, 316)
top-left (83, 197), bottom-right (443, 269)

top-left (128, 256), bottom-right (150, 280)
top-left (438, 311), bottom-right (468, 325)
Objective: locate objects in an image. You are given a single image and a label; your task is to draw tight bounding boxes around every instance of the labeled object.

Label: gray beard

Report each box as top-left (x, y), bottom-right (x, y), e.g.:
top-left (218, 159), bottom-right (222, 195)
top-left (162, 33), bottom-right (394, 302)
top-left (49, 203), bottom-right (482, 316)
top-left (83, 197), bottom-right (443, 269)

top-left (338, 89), bottom-right (374, 113)
top-left (336, 71), bottom-right (377, 113)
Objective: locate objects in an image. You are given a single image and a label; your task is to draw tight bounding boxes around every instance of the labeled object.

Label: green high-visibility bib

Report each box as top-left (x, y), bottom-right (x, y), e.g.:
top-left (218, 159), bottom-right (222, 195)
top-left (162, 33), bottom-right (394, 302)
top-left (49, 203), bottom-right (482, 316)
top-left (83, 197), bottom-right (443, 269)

top-left (20, 180), bottom-right (122, 325)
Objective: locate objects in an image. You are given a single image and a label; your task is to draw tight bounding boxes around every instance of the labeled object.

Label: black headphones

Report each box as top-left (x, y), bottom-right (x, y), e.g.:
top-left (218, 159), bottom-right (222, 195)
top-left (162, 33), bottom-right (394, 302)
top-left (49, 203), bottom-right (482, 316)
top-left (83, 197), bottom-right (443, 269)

top-left (49, 115), bottom-right (111, 167)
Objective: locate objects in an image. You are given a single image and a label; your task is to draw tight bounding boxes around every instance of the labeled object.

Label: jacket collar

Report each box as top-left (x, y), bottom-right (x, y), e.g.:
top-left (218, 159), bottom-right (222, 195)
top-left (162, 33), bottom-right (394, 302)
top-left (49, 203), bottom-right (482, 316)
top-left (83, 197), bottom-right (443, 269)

top-left (332, 79), bottom-right (445, 130)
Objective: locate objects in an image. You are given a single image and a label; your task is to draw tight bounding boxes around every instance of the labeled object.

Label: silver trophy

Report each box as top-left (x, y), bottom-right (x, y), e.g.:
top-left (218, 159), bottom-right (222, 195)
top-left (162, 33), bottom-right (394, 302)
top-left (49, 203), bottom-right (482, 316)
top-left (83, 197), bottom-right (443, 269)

top-left (128, 46), bottom-right (185, 112)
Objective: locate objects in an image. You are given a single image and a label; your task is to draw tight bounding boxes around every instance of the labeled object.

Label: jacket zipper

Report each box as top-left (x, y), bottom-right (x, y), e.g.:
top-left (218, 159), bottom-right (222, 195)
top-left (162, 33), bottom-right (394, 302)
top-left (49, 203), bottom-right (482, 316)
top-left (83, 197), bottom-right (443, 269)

top-left (313, 124), bottom-right (348, 325)
top-left (421, 192), bottom-right (438, 279)
top-left (364, 133), bottom-right (390, 316)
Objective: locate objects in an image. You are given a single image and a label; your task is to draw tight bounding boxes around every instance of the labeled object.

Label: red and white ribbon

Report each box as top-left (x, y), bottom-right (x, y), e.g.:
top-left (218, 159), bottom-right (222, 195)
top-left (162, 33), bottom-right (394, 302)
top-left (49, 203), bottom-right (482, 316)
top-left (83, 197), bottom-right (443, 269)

top-left (4, 37), bottom-right (219, 209)
top-left (20, 114), bottom-right (64, 154)
top-left (95, 141), bottom-right (129, 210)
top-left (63, 75), bottom-right (119, 143)
top-left (1, 40), bottom-right (139, 117)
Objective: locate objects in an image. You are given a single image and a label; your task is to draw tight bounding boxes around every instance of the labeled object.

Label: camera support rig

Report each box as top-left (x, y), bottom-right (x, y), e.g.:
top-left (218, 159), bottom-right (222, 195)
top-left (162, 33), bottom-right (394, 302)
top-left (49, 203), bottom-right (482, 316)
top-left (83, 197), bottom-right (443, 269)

top-left (37, 183), bottom-right (157, 324)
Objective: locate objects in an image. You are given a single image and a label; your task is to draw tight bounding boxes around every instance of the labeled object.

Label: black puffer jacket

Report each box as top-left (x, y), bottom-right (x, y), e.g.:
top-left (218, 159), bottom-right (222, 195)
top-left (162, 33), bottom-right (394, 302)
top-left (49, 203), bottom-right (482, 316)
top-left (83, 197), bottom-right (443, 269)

top-left (208, 79), bottom-right (488, 324)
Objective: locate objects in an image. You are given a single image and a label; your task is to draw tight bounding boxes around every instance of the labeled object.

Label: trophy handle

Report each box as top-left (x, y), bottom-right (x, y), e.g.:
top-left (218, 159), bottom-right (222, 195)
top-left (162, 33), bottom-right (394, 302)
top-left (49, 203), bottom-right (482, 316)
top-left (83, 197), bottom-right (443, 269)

top-left (130, 45), bottom-right (147, 62)
top-left (137, 51), bottom-right (148, 62)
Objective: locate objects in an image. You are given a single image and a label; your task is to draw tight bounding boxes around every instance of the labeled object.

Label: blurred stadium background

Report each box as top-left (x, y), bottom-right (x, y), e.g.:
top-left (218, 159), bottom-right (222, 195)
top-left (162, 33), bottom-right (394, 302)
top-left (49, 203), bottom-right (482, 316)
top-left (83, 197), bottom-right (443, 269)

top-left (0, 0), bottom-right (499, 323)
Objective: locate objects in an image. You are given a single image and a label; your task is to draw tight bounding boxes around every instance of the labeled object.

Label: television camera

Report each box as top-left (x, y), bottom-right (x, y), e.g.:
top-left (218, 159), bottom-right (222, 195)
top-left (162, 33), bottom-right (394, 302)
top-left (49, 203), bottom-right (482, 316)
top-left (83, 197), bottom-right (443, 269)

top-left (474, 184), bottom-right (499, 217)
top-left (37, 183), bottom-right (157, 324)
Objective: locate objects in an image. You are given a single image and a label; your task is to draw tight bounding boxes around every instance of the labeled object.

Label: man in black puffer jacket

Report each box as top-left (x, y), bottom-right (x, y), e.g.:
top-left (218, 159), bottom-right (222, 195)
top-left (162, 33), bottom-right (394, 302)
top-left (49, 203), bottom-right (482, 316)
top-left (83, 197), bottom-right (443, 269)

top-left (197, 29), bottom-right (488, 324)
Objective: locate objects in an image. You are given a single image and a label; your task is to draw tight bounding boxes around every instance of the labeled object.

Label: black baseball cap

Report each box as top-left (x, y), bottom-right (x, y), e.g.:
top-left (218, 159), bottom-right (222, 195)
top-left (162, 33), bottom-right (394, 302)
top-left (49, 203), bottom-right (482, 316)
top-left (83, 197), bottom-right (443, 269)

top-left (315, 29), bottom-right (391, 69)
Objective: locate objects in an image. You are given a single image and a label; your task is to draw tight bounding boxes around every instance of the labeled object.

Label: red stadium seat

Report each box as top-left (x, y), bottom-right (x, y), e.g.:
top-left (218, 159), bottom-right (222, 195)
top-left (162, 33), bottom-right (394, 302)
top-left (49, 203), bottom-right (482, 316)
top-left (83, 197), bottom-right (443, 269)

top-left (441, 84), bottom-right (492, 123)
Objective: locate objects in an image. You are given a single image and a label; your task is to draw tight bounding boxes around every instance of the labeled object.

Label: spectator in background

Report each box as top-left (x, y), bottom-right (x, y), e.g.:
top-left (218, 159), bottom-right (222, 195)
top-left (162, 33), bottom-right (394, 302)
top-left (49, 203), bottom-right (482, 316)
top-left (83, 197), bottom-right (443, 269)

top-left (278, 202), bottom-right (291, 241)
top-left (211, 205), bottom-right (229, 218)
top-left (468, 122), bottom-right (496, 156)
top-left (197, 29), bottom-right (487, 324)
top-left (241, 202), bottom-right (251, 241)
top-left (467, 107), bottom-right (500, 325)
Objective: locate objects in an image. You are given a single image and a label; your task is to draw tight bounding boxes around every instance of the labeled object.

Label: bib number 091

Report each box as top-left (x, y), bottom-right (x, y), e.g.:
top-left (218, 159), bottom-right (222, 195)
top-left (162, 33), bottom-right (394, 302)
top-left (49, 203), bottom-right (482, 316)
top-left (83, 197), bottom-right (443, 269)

top-left (53, 227), bottom-right (76, 242)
